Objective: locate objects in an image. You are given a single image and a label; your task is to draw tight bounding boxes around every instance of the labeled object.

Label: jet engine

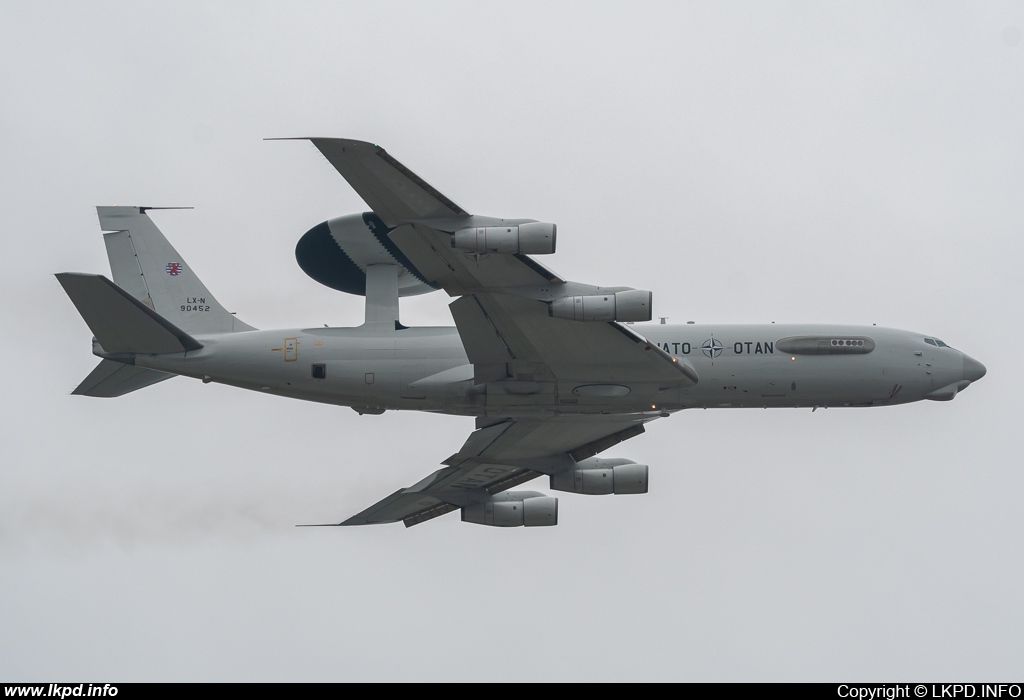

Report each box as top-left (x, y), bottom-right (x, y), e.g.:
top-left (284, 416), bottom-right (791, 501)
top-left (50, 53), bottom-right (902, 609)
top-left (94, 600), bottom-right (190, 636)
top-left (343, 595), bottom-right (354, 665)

top-left (461, 491), bottom-right (558, 527)
top-left (549, 458), bottom-right (649, 495)
top-left (548, 289), bottom-right (652, 322)
top-left (451, 222), bottom-right (557, 255)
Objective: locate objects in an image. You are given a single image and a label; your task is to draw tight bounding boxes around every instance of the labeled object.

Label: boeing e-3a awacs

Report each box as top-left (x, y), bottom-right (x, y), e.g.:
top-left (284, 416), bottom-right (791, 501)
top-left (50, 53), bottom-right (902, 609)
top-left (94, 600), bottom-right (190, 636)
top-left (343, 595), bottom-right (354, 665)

top-left (56, 138), bottom-right (987, 528)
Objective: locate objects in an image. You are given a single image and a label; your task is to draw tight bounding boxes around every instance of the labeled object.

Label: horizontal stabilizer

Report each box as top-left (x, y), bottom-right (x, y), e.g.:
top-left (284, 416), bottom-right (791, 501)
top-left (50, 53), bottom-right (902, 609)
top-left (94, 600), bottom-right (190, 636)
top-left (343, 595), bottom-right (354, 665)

top-left (56, 273), bottom-right (203, 354)
top-left (73, 359), bottom-right (174, 397)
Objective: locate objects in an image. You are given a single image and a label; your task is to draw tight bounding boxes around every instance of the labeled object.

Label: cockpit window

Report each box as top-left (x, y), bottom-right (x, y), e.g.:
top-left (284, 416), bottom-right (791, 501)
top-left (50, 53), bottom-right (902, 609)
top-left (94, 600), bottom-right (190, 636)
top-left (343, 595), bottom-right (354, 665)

top-left (924, 338), bottom-right (949, 348)
top-left (924, 338), bottom-right (937, 346)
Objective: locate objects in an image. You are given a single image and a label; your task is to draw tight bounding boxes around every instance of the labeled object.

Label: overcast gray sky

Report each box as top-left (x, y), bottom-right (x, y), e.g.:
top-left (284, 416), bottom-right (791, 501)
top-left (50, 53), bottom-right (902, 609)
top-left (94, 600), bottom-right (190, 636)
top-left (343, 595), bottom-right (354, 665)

top-left (1, 1), bottom-right (1021, 681)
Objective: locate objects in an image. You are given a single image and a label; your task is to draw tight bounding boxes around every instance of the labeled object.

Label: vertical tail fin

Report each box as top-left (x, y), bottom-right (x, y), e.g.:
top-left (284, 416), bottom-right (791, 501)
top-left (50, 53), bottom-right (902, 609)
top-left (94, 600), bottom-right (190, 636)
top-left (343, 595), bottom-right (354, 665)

top-left (97, 206), bottom-right (255, 334)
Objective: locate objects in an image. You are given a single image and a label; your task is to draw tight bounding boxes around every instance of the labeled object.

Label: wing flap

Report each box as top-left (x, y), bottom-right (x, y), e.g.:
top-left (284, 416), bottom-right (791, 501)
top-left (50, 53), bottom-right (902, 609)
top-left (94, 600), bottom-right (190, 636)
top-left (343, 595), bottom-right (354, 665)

top-left (340, 487), bottom-right (449, 527)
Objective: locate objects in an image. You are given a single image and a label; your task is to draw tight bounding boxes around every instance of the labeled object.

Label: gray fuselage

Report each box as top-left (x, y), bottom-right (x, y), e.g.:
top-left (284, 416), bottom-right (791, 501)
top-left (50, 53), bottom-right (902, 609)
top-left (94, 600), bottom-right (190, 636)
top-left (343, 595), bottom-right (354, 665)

top-left (134, 322), bottom-right (983, 417)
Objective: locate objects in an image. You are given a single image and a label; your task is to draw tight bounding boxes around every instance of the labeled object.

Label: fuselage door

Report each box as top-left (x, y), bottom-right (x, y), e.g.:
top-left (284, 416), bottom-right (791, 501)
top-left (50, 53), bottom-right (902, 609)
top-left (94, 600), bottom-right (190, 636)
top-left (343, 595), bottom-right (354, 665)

top-left (284, 337), bottom-right (298, 362)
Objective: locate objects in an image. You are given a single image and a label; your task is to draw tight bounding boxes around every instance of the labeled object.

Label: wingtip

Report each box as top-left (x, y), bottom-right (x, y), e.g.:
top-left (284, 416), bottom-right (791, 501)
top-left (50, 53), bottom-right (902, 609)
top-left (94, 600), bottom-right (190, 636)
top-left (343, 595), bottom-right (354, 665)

top-left (265, 136), bottom-right (380, 149)
top-left (54, 271), bottom-right (95, 283)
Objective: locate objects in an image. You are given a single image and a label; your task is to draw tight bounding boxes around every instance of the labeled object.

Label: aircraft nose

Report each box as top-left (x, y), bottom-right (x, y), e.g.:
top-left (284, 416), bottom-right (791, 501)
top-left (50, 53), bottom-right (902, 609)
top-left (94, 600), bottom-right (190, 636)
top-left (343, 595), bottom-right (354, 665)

top-left (962, 353), bottom-right (987, 383)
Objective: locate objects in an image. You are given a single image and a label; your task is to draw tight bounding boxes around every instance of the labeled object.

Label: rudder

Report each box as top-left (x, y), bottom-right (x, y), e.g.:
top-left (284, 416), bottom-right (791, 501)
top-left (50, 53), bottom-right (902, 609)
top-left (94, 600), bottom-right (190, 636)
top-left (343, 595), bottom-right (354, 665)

top-left (98, 207), bottom-right (255, 334)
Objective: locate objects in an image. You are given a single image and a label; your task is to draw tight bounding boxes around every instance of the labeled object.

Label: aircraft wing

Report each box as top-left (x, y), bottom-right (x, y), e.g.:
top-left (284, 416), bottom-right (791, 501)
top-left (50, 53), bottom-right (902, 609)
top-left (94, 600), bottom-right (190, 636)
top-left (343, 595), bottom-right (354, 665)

top-left (334, 413), bottom-right (655, 527)
top-left (285, 137), bottom-right (559, 292)
top-left (297, 137), bottom-right (697, 386)
top-left (297, 139), bottom-right (697, 527)
top-left (278, 137), bottom-right (469, 227)
top-left (449, 292), bottom-right (696, 384)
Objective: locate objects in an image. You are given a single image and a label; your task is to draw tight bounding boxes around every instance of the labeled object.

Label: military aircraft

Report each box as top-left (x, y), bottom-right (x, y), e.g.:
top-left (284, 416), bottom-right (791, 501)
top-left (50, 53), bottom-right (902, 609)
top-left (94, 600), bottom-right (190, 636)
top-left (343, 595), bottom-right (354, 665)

top-left (56, 138), bottom-right (987, 529)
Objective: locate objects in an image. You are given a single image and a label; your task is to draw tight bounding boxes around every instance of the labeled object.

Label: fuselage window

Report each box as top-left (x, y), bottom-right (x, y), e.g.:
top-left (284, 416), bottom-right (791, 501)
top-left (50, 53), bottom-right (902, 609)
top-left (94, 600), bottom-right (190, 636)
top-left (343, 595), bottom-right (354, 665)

top-left (311, 363), bottom-right (327, 379)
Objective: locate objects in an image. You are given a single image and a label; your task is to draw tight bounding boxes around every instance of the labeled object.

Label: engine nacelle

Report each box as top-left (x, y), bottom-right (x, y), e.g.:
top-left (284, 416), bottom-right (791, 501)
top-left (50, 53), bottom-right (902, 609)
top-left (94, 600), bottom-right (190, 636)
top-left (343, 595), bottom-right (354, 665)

top-left (548, 289), bottom-right (652, 322)
top-left (461, 491), bottom-right (558, 527)
top-left (549, 458), bottom-right (649, 495)
top-left (451, 222), bottom-right (557, 255)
